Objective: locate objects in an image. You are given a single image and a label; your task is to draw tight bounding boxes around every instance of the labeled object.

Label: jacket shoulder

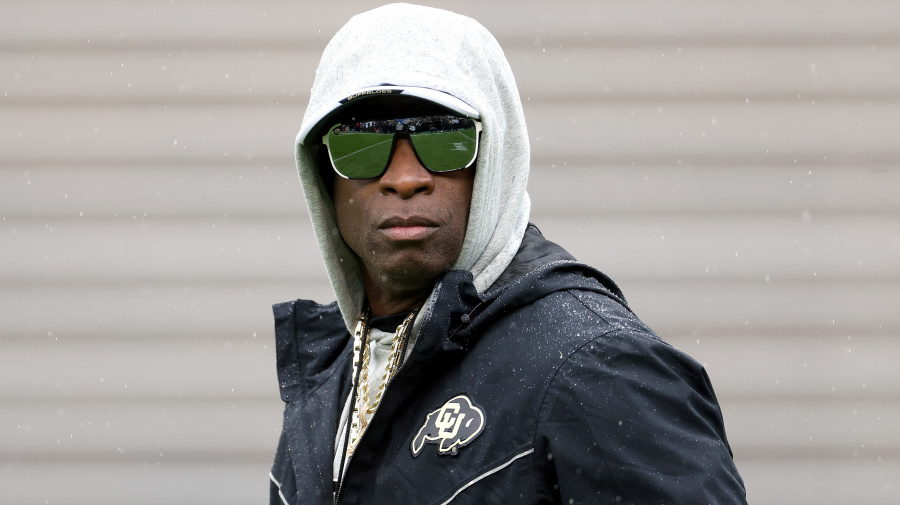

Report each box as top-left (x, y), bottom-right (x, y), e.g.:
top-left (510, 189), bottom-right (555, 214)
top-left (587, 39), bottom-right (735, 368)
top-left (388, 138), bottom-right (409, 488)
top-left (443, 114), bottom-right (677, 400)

top-left (527, 290), bottom-right (747, 504)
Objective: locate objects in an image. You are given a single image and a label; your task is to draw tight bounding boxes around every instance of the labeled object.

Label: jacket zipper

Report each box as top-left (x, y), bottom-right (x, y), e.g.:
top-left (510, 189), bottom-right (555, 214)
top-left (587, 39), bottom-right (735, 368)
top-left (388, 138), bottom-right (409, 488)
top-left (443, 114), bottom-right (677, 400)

top-left (334, 351), bottom-right (363, 504)
top-left (334, 310), bottom-right (418, 505)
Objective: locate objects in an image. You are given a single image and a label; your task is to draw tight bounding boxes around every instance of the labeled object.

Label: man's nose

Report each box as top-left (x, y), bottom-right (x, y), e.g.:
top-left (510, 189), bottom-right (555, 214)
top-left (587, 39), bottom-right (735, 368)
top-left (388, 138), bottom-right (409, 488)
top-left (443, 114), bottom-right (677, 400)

top-left (378, 138), bottom-right (434, 198)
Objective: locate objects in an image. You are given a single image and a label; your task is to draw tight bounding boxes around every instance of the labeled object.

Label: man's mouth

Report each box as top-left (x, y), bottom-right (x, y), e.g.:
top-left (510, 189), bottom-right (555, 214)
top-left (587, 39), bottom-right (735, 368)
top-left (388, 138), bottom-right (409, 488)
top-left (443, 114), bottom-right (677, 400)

top-left (379, 216), bottom-right (439, 241)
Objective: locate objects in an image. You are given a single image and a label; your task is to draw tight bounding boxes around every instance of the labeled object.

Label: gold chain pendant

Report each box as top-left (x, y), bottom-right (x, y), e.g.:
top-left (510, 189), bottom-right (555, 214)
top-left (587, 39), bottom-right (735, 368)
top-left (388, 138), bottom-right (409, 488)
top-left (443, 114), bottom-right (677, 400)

top-left (348, 309), bottom-right (417, 454)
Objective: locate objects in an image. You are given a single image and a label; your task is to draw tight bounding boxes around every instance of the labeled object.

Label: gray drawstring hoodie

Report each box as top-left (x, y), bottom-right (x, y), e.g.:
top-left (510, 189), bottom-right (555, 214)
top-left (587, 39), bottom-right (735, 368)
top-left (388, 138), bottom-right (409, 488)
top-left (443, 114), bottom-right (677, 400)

top-left (294, 3), bottom-right (532, 335)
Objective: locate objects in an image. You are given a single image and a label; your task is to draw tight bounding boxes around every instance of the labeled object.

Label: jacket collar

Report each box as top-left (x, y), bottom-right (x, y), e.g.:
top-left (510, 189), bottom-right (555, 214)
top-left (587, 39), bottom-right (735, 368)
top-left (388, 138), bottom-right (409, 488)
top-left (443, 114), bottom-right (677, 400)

top-left (406, 224), bottom-right (630, 362)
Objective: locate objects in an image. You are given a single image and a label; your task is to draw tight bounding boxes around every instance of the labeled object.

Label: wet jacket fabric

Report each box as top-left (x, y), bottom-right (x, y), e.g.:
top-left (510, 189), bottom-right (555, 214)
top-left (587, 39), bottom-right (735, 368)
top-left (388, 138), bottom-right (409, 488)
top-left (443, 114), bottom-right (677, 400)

top-left (269, 226), bottom-right (747, 505)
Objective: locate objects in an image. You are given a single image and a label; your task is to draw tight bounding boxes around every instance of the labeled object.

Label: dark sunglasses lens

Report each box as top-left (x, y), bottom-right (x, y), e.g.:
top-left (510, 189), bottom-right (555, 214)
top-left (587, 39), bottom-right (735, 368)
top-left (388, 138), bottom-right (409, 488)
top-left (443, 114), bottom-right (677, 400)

top-left (324, 116), bottom-right (479, 178)
top-left (409, 128), bottom-right (478, 172)
top-left (325, 128), bottom-right (393, 178)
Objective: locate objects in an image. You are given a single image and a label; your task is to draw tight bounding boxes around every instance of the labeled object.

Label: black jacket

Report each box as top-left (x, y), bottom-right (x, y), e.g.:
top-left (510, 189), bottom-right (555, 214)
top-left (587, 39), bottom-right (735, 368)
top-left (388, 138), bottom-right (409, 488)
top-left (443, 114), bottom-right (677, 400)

top-left (270, 226), bottom-right (747, 504)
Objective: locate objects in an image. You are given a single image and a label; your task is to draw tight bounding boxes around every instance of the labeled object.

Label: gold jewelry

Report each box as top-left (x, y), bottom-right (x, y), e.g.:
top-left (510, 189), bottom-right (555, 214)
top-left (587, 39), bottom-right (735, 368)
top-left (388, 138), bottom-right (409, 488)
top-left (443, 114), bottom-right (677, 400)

top-left (346, 309), bottom-right (417, 455)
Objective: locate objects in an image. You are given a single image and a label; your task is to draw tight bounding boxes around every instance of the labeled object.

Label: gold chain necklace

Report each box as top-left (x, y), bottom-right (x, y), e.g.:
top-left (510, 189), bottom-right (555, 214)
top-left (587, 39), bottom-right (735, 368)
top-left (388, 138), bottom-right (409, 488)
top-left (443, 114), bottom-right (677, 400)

top-left (347, 309), bottom-right (416, 455)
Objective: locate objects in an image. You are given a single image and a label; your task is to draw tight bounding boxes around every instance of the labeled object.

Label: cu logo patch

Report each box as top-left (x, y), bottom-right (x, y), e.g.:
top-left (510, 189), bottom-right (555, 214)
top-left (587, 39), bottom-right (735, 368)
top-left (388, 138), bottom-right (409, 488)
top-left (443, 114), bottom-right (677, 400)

top-left (411, 395), bottom-right (485, 457)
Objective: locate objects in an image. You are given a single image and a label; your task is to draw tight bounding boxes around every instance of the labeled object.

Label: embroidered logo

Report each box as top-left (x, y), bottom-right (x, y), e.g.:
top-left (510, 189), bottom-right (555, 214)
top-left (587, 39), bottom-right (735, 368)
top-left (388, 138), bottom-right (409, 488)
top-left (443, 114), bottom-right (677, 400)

top-left (411, 395), bottom-right (485, 457)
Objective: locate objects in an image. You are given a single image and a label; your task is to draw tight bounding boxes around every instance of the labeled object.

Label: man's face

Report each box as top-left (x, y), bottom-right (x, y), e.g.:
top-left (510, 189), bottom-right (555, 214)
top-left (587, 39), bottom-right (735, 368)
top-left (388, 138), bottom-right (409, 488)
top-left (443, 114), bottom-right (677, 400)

top-left (333, 137), bottom-right (475, 309)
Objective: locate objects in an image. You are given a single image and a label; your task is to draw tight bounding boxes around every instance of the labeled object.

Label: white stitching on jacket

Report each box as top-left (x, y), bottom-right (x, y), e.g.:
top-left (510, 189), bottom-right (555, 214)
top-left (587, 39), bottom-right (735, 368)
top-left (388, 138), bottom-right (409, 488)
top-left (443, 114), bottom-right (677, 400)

top-left (269, 471), bottom-right (290, 505)
top-left (439, 448), bottom-right (535, 505)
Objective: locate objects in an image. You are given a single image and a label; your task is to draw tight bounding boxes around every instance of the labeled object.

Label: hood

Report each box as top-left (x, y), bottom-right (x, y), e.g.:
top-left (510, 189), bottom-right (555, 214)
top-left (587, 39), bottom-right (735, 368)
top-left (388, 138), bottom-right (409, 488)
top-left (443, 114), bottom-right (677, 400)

top-left (295, 3), bottom-right (531, 332)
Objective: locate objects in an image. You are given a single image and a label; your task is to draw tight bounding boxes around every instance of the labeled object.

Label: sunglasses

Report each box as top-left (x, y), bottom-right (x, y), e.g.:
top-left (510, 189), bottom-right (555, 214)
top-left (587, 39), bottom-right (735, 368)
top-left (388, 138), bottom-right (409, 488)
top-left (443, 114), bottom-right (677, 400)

top-left (321, 114), bottom-right (482, 179)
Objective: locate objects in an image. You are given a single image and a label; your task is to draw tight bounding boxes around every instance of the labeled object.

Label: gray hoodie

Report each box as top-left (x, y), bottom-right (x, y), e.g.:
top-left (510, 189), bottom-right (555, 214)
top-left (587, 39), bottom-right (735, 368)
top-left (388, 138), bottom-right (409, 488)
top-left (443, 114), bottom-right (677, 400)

top-left (294, 3), bottom-right (532, 334)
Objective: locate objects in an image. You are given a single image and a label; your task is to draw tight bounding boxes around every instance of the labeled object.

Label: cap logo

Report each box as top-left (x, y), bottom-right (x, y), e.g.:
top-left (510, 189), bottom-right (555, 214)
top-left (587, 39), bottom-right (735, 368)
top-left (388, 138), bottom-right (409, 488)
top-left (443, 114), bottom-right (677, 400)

top-left (411, 395), bottom-right (485, 457)
top-left (339, 89), bottom-right (402, 104)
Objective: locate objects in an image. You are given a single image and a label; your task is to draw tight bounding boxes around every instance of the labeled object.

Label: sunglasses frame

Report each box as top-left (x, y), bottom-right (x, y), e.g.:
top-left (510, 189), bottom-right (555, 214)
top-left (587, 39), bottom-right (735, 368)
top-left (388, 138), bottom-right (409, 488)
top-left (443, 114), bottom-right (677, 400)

top-left (322, 117), bottom-right (482, 180)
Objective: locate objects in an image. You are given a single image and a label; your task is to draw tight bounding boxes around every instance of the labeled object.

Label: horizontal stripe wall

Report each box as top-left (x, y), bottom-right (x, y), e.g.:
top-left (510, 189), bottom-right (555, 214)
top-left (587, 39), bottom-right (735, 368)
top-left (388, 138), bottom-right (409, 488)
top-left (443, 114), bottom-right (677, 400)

top-left (1, 1), bottom-right (897, 504)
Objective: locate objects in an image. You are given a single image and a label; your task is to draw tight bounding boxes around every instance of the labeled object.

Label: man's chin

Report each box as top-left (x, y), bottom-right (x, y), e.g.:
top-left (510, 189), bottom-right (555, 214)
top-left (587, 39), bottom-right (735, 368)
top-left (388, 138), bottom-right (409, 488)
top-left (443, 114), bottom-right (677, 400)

top-left (378, 265), bottom-right (442, 287)
top-left (371, 256), bottom-right (448, 289)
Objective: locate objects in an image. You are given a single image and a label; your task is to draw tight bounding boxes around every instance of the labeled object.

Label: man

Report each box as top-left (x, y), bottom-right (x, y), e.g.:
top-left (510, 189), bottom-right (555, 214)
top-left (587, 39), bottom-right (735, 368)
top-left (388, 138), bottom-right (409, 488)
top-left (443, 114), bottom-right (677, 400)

top-left (270, 4), bottom-right (746, 505)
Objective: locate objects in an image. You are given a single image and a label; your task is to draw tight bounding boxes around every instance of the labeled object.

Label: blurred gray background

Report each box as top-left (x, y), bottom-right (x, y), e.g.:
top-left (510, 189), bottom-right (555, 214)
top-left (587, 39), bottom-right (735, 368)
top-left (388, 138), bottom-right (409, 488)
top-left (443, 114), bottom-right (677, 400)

top-left (1, 1), bottom-right (898, 503)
